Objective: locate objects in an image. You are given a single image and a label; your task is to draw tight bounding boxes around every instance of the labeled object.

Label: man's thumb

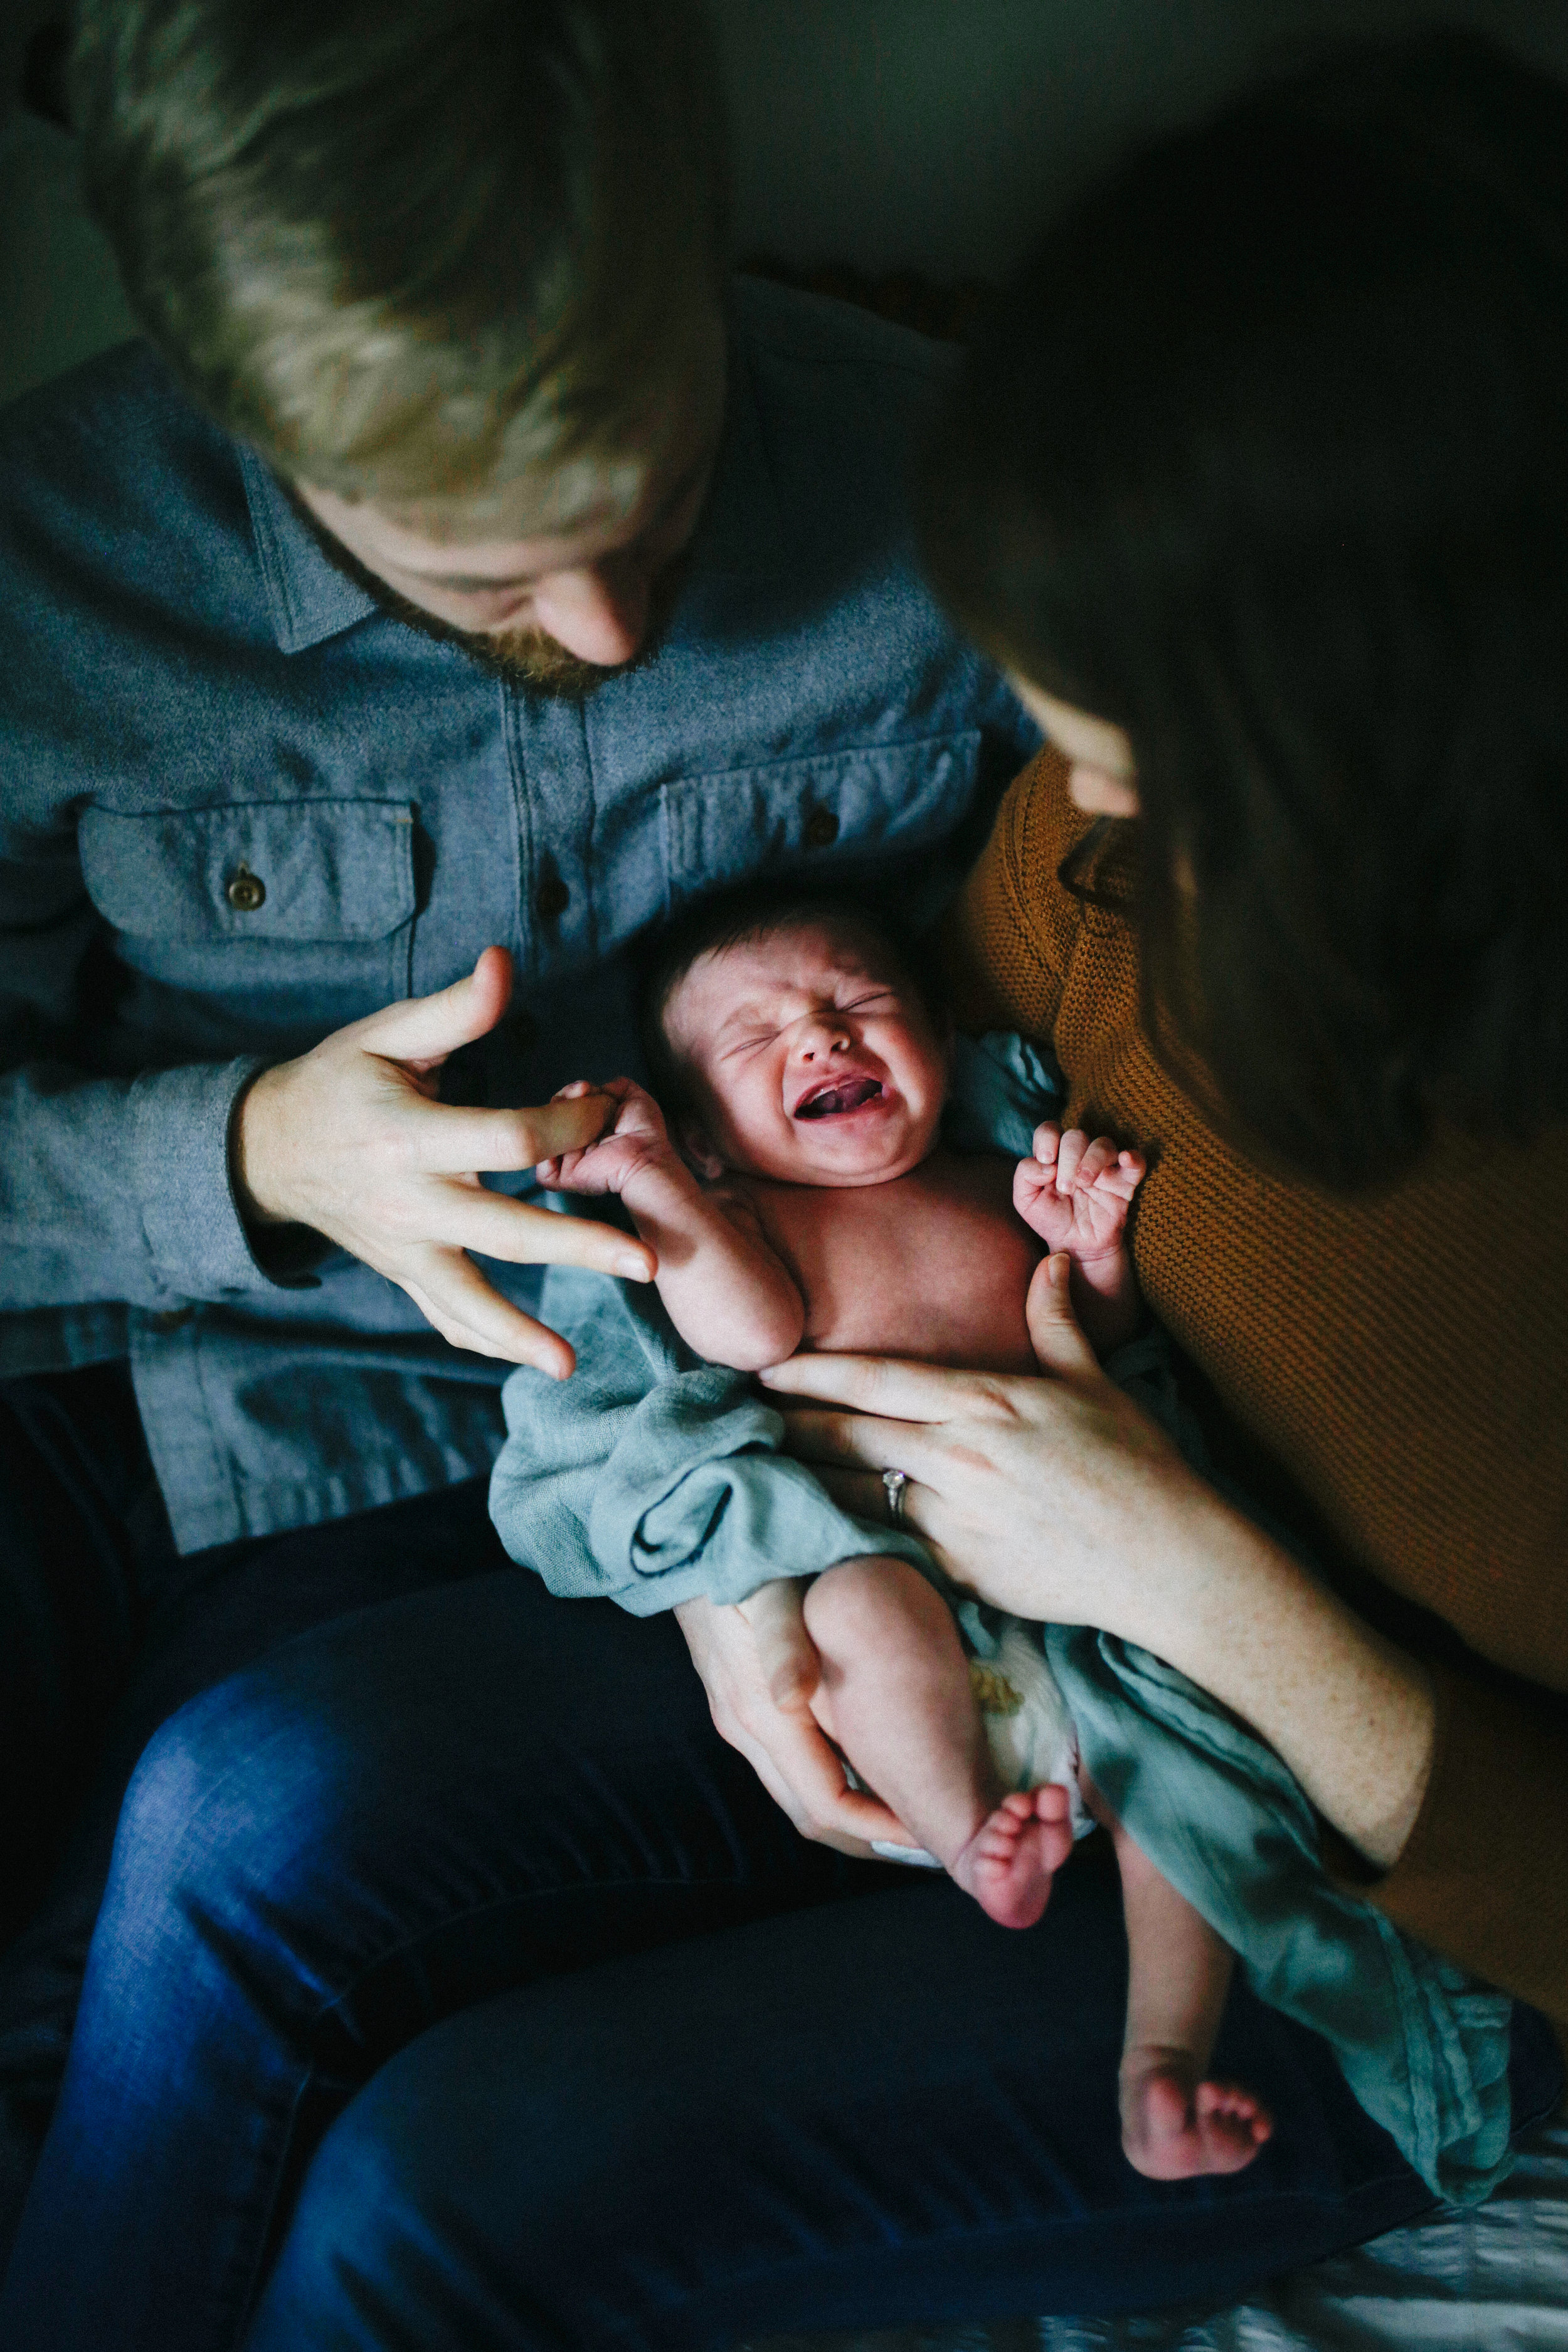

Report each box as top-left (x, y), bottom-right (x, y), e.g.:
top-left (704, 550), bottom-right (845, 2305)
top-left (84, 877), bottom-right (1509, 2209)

top-left (357, 946), bottom-right (513, 1066)
top-left (1026, 1253), bottom-right (1101, 1379)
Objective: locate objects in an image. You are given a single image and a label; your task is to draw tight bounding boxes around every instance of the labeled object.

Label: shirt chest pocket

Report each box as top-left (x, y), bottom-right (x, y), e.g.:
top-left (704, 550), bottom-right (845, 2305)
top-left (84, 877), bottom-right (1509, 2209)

top-left (77, 799), bottom-right (418, 1024)
top-left (660, 732), bottom-right (982, 912)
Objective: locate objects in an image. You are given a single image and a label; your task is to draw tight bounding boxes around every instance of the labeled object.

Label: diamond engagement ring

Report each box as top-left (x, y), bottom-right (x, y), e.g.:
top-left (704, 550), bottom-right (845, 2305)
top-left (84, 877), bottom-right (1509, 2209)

top-left (882, 1468), bottom-right (908, 1526)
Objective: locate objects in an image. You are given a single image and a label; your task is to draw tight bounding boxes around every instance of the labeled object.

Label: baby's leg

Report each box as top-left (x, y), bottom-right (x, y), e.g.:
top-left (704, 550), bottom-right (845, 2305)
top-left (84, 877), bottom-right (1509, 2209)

top-left (803, 1558), bottom-right (1073, 1929)
top-left (1108, 1811), bottom-right (1274, 2178)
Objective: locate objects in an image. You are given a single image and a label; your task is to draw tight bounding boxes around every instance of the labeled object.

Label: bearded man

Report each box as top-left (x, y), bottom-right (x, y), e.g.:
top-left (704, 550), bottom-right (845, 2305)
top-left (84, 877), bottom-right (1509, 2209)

top-left (0, 2), bottom-right (1032, 2334)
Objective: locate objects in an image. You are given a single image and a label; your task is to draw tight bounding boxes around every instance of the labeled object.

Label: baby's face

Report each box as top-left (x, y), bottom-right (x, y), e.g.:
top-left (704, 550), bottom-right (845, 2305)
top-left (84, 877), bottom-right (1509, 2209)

top-left (663, 919), bottom-right (948, 1187)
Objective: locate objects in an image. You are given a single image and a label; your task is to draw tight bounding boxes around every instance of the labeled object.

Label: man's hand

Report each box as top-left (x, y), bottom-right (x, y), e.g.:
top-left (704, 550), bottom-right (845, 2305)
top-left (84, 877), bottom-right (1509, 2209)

top-left (674, 1588), bottom-right (915, 1857)
top-left (234, 947), bottom-right (656, 1375)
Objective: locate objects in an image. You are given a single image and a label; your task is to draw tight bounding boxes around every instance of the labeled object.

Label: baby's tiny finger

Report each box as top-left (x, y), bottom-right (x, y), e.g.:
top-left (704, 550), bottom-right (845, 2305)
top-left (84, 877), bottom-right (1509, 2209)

top-left (1031, 1121), bottom-right (1062, 1166)
top-left (1076, 1135), bottom-right (1118, 1188)
top-left (1054, 1128), bottom-right (1089, 1190)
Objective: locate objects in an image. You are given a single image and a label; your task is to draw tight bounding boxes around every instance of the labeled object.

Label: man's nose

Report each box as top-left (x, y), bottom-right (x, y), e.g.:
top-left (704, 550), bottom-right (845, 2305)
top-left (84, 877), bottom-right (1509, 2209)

top-left (529, 564), bottom-right (650, 666)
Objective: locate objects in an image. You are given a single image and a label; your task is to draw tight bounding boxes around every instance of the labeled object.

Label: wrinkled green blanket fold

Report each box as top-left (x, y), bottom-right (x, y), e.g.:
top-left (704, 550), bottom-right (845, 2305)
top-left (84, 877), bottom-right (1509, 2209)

top-left (492, 1034), bottom-right (1515, 2204)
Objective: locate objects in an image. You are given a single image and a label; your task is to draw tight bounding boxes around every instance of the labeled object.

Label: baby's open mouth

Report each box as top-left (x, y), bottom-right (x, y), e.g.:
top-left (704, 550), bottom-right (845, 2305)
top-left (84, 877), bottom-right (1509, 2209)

top-left (793, 1075), bottom-right (886, 1120)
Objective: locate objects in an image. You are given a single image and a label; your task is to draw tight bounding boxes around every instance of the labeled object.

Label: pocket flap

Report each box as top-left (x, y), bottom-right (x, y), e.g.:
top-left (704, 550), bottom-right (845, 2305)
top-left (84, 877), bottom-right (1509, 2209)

top-left (78, 800), bottom-right (416, 942)
top-left (664, 733), bottom-right (981, 903)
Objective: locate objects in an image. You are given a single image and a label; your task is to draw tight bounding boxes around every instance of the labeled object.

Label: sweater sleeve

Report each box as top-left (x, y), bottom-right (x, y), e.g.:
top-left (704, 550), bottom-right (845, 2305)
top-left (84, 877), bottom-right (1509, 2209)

top-left (946, 747), bottom-right (1568, 2036)
top-left (1371, 1656), bottom-right (1568, 2032)
top-left (941, 748), bottom-right (1077, 1037)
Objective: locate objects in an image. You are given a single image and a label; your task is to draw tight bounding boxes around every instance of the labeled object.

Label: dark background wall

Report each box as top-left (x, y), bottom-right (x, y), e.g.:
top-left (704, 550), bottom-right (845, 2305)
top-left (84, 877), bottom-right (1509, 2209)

top-left (714, 0), bottom-right (1568, 278)
top-left (4, 0), bottom-right (1568, 405)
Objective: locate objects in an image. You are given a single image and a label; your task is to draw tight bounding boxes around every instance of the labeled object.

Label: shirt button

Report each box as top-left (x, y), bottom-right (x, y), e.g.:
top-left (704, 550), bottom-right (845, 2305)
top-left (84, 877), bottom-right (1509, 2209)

top-left (535, 876), bottom-right (570, 920)
top-left (803, 807), bottom-right (839, 850)
top-left (226, 864), bottom-right (267, 913)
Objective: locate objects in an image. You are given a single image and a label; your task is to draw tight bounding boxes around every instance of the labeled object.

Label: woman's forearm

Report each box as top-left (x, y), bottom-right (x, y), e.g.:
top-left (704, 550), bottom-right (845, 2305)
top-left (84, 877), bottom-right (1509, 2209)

top-left (1126, 1476), bottom-right (1436, 1870)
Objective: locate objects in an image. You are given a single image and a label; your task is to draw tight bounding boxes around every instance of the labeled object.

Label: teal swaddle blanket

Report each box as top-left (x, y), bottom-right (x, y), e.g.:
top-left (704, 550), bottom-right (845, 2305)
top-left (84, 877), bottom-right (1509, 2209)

top-left (491, 1034), bottom-right (1515, 2203)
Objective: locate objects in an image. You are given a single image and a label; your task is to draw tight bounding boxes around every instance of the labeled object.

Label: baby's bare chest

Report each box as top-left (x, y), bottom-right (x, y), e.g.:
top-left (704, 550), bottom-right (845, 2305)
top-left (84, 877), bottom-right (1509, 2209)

top-left (750, 1154), bottom-right (1042, 1375)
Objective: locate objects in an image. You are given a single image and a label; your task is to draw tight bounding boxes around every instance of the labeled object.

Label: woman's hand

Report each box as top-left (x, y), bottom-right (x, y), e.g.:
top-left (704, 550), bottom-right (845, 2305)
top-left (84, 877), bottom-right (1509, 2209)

top-left (674, 1586), bottom-right (916, 1857)
top-left (762, 1255), bottom-right (1436, 1871)
top-left (760, 1254), bottom-right (1194, 1640)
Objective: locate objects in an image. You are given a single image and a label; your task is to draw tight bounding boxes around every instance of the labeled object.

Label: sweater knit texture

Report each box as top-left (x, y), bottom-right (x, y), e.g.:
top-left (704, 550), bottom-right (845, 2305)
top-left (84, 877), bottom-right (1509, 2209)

top-left (945, 748), bottom-right (1568, 2036)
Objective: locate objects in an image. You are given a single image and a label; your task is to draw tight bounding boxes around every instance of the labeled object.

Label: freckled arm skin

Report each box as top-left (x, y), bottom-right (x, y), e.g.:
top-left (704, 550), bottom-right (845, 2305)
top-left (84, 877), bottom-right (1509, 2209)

top-left (539, 1078), bottom-right (806, 1370)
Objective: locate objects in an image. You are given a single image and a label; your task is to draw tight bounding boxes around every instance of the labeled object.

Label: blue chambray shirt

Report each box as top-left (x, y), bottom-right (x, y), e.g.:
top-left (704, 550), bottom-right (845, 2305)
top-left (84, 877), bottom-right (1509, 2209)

top-left (0, 278), bottom-right (1039, 1551)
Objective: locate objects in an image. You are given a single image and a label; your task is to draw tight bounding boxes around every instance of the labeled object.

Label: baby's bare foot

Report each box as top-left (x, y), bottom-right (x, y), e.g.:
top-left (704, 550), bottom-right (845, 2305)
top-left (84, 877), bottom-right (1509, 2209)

top-left (950, 1786), bottom-right (1073, 1929)
top-left (1120, 2048), bottom-right (1274, 2179)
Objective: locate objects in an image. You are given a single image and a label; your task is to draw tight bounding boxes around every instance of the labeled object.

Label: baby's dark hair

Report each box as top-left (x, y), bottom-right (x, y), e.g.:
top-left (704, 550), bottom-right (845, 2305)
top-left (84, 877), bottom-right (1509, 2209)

top-left (637, 881), bottom-right (942, 1116)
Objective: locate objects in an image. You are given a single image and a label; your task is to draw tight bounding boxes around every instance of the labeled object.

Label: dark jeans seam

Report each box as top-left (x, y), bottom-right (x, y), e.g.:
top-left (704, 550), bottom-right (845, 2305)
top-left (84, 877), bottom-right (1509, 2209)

top-left (308, 1862), bottom-right (830, 2028)
top-left (231, 1863), bottom-right (840, 2339)
top-left (593, 2178), bottom-right (1436, 2352)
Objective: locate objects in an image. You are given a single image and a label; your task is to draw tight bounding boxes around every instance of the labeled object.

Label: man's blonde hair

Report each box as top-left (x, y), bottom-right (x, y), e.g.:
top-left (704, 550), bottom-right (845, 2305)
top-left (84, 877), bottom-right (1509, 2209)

top-left (72, 0), bottom-right (730, 500)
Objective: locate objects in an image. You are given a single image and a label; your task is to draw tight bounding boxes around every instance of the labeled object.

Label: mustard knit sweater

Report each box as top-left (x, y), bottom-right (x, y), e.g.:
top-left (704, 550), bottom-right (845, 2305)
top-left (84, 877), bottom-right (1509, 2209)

top-left (946, 750), bottom-right (1568, 2036)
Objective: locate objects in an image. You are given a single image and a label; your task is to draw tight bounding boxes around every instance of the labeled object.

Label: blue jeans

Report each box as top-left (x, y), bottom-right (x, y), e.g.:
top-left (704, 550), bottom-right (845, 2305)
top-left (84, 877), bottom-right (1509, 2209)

top-left (0, 1367), bottom-right (501, 2257)
top-left (1, 1382), bottom-right (1561, 2351)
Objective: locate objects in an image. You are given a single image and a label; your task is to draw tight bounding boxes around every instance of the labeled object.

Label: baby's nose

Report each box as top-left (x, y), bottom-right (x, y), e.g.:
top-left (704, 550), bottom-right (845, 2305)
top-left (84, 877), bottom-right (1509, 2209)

top-left (795, 1017), bottom-right (850, 1059)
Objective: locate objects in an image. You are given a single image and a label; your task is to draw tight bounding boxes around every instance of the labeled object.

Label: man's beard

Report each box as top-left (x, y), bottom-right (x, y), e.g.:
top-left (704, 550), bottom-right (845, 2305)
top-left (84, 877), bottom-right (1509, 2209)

top-left (283, 485), bottom-right (688, 699)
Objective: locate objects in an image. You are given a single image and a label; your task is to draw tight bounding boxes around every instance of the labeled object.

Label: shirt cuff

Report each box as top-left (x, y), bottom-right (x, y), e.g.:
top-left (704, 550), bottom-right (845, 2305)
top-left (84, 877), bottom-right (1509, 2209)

top-left (129, 1056), bottom-right (317, 1299)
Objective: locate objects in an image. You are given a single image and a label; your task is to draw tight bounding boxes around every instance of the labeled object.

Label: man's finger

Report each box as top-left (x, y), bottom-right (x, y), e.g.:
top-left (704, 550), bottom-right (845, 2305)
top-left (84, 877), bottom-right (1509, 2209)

top-left (406, 1091), bottom-right (618, 1177)
top-left (428, 1187), bottom-right (654, 1279)
top-left (756, 1352), bottom-right (965, 1421)
top-left (355, 946), bottom-right (513, 1064)
top-left (401, 1251), bottom-right (578, 1375)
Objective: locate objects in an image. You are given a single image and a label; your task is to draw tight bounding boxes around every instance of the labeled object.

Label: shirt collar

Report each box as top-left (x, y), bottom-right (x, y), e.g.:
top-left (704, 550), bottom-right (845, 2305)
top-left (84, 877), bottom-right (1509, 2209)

top-left (238, 300), bottom-right (784, 657)
top-left (684, 307), bottom-right (785, 579)
top-left (238, 448), bottom-right (380, 655)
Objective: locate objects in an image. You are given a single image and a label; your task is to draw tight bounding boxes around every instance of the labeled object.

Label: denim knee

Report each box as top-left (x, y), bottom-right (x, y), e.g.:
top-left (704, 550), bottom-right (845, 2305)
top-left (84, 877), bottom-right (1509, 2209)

top-left (245, 2082), bottom-right (472, 2352)
top-left (106, 1663), bottom-right (352, 1959)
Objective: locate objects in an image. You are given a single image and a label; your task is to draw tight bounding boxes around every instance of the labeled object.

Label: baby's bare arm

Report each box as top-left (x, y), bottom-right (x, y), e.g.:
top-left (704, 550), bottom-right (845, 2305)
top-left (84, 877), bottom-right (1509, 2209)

top-left (625, 1162), bottom-right (807, 1369)
top-left (541, 1077), bottom-right (808, 1374)
top-left (539, 1077), bottom-right (805, 1367)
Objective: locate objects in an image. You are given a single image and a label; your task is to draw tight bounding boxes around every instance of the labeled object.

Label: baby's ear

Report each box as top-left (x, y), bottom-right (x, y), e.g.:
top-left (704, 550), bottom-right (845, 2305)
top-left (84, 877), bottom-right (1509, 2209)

top-left (679, 1118), bottom-right (726, 1183)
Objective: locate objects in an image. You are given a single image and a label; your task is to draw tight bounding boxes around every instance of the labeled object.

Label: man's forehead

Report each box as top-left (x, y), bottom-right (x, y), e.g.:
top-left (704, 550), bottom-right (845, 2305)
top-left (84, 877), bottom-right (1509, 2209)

top-left (364, 455), bottom-right (647, 554)
top-left (295, 324), bottom-right (731, 567)
top-left (296, 457), bottom-right (648, 579)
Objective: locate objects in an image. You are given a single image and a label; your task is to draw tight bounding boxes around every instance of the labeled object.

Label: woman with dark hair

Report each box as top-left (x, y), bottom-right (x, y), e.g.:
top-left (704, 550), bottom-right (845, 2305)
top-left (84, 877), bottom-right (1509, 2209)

top-left (771, 24), bottom-right (1568, 2042)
